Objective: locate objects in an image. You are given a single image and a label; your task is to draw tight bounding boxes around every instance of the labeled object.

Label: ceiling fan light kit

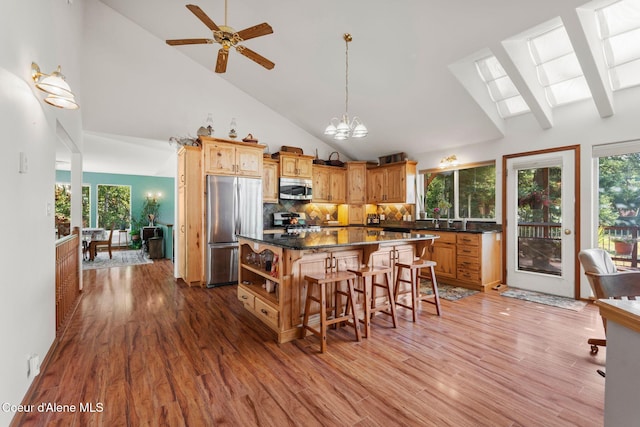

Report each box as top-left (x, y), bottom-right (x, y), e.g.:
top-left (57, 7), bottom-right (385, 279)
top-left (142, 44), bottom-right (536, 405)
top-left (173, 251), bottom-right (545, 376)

top-left (166, 3), bottom-right (274, 73)
top-left (324, 33), bottom-right (367, 141)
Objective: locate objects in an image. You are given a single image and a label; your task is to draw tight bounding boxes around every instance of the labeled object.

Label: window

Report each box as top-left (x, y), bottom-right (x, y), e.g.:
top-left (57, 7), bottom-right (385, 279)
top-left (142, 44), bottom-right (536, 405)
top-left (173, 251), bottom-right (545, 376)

top-left (55, 183), bottom-right (90, 235)
top-left (475, 55), bottom-right (530, 118)
top-left (596, 0), bottom-right (640, 91)
top-left (97, 184), bottom-right (131, 229)
top-left (593, 140), bottom-right (640, 267)
top-left (421, 163), bottom-right (496, 220)
top-left (528, 25), bottom-right (592, 107)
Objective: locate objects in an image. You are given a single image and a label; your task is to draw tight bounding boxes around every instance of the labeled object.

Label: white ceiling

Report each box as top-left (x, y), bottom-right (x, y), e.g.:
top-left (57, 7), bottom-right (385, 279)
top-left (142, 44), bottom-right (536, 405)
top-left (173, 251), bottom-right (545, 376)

top-left (73, 0), bottom-right (613, 177)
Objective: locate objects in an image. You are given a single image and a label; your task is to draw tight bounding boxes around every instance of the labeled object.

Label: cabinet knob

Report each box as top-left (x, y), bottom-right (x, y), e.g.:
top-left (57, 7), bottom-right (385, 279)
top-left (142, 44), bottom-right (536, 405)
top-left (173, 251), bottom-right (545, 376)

top-left (261, 309), bottom-right (268, 315)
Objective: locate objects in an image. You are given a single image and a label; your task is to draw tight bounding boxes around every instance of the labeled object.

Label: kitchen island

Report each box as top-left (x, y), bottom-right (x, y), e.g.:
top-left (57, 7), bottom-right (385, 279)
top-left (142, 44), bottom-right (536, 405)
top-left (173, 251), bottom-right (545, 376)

top-left (236, 228), bottom-right (437, 343)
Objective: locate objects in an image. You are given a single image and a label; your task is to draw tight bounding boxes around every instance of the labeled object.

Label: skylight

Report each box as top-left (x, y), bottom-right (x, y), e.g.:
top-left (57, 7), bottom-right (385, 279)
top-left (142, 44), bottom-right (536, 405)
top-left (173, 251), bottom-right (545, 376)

top-left (596, 0), bottom-right (640, 91)
top-left (528, 25), bottom-right (592, 107)
top-left (475, 55), bottom-right (530, 118)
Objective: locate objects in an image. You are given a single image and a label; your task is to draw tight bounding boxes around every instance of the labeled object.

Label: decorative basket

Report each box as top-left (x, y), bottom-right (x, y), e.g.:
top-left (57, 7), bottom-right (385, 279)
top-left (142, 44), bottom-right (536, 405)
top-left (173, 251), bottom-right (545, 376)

top-left (328, 152), bottom-right (344, 167)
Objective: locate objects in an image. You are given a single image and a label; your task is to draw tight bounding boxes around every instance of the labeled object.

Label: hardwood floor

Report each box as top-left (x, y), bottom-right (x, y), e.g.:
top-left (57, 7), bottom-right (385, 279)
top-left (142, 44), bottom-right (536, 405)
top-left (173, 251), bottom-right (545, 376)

top-left (14, 260), bottom-right (605, 426)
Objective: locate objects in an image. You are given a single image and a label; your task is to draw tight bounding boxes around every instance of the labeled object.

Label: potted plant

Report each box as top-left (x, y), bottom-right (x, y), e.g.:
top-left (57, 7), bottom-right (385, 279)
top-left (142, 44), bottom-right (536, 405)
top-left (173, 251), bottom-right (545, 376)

top-left (612, 235), bottom-right (637, 256)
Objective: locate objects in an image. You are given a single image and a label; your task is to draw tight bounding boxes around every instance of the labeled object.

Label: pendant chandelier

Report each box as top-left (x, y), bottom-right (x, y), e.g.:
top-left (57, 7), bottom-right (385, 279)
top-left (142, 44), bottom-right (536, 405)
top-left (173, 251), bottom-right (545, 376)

top-left (324, 33), bottom-right (368, 141)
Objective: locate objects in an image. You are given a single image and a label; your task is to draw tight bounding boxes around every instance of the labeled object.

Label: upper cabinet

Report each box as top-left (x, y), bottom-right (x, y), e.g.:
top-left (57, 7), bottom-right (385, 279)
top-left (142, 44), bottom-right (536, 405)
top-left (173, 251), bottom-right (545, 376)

top-left (201, 137), bottom-right (264, 177)
top-left (279, 153), bottom-right (314, 179)
top-left (312, 165), bottom-right (346, 203)
top-left (366, 161), bottom-right (417, 204)
top-left (346, 161), bottom-right (367, 204)
top-left (263, 158), bottom-right (279, 203)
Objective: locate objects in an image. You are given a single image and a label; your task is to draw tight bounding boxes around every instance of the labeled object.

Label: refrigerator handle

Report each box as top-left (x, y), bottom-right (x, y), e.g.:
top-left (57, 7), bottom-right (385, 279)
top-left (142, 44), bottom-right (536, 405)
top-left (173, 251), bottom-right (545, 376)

top-left (235, 181), bottom-right (241, 235)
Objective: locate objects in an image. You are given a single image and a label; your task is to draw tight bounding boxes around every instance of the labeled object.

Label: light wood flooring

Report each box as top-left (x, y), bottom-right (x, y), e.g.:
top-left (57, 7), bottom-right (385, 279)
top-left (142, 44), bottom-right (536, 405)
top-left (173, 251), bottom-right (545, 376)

top-left (14, 259), bottom-right (606, 426)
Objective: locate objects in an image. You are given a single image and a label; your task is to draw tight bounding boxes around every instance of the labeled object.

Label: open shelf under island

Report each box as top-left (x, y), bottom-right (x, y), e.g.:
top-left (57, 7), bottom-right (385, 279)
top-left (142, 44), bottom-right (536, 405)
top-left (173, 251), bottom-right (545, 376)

top-left (237, 228), bottom-right (438, 343)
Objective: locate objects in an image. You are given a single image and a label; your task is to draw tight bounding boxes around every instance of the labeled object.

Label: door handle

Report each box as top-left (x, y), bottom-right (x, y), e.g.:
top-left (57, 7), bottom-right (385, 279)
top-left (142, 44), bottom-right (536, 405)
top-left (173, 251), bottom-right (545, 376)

top-left (564, 229), bottom-right (571, 235)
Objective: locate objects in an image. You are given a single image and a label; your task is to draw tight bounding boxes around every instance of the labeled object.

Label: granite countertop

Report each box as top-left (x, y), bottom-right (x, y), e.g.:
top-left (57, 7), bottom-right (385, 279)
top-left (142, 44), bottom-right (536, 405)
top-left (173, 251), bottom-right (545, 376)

top-left (371, 221), bottom-right (502, 234)
top-left (239, 227), bottom-right (437, 250)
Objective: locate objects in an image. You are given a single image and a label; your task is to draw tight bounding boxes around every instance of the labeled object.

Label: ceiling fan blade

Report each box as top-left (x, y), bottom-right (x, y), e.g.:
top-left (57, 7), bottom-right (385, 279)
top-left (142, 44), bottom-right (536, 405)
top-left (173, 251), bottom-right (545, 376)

top-left (166, 38), bottom-right (213, 46)
top-left (236, 23), bottom-right (273, 41)
top-left (215, 48), bottom-right (229, 73)
top-left (236, 46), bottom-right (275, 70)
top-left (186, 4), bottom-right (220, 32)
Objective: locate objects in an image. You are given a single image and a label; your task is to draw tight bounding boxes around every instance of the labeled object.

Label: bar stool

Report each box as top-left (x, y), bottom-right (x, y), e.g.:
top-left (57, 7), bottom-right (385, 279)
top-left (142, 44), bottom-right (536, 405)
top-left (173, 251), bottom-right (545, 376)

top-left (347, 265), bottom-right (397, 337)
top-left (302, 271), bottom-right (361, 353)
top-left (394, 258), bottom-right (442, 322)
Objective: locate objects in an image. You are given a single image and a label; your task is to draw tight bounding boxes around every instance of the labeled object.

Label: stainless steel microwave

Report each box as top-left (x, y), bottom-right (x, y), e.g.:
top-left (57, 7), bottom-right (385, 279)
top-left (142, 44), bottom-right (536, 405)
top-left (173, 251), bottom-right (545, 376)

top-left (279, 177), bottom-right (313, 200)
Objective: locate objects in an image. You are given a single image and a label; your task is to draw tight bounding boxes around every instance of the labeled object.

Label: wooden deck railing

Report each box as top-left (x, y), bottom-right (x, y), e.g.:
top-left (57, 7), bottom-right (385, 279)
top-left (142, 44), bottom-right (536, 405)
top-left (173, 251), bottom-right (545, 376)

top-left (55, 227), bottom-right (81, 335)
top-left (517, 223), bottom-right (640, 268)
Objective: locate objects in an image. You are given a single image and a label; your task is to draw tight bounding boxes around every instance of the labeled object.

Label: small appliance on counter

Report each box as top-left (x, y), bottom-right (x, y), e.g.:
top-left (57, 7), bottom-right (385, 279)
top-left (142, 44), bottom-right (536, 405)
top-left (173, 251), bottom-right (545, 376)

top-left (273, 212), bottom-right (321, 234)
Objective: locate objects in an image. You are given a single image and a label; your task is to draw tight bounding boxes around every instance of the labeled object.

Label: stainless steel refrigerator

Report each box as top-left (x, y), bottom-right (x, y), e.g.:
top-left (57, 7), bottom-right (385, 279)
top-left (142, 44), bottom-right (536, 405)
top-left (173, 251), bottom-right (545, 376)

top-left (206, 175), bottom-right (263, 287)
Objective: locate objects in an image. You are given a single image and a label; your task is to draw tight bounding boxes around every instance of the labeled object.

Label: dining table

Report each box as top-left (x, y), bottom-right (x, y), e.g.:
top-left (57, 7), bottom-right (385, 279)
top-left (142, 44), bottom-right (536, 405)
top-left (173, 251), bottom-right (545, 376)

top-left (82, 228), bottom-right (106, 261)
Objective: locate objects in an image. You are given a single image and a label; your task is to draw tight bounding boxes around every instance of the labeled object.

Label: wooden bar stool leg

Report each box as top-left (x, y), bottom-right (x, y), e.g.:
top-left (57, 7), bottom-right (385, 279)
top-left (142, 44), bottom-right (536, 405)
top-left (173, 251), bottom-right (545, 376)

top-left (411, 267), bottom-right (418, 323)
top-left (346, 278), bottom-right (362, 343)
top-left (427, 265), bottom-right (441, 316)
top-left (319, 282), bottom-right (328, 353)
top-left (382, 270), bottom-right (398, 328)
top-left (361, 275), bottom-right (372, 338)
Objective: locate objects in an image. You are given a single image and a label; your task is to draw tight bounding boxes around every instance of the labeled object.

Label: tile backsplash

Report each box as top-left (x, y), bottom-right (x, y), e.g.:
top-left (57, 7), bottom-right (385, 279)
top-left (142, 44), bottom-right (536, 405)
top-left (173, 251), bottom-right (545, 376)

top-left (263, 201), bottom-right (338, 226)
top-left (263, 201), bottom-right (416, 227)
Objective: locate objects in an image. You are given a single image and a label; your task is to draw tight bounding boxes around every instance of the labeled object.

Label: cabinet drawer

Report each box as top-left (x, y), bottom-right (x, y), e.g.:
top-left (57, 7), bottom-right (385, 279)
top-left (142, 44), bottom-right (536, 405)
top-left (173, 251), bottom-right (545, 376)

top-left (457, 234), bottom-right (479, 246)
top-left (237, 286), bottom-right (255, 308)
top-left (255, 298), bottom-right (279, 328)
top-left (457, 245), bottom-right (479, 257)
top-left (457, 268), bottom-right (480, 283)
top-left (435, 232), bottom-right (457, 244)
top-left (457, 256), bottom-right (479, 271)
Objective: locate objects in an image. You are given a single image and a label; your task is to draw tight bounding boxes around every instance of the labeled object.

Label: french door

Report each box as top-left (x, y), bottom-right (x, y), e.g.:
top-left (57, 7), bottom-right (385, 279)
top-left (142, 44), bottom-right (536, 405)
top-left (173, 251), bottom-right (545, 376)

top-left (505, 148), bottom-right (578, 298)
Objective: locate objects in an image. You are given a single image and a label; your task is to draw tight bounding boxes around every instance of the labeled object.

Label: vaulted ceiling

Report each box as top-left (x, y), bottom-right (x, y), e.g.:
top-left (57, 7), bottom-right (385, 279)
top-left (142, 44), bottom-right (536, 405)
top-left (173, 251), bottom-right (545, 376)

top-left (76, 0), bottom-right (637, 176)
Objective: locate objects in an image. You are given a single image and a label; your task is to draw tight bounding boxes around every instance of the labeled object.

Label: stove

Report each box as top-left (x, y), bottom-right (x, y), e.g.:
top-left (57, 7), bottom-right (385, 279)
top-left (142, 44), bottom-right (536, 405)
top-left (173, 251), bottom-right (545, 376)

top-left (273, 212), bottom-right (321, 234)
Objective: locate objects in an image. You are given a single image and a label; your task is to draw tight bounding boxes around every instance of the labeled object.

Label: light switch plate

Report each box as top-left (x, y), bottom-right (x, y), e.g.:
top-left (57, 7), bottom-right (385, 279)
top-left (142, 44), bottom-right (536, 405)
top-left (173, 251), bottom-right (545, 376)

top-left (19, 152), bottom-right (28, 174)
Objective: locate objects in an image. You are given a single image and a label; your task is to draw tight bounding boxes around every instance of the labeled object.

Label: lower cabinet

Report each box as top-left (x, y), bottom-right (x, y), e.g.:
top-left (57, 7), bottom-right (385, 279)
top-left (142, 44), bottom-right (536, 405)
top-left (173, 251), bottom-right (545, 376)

top-left (237, 241), bottom-right (285, 338)
top-left (418, 231), bottom-right (502, 291)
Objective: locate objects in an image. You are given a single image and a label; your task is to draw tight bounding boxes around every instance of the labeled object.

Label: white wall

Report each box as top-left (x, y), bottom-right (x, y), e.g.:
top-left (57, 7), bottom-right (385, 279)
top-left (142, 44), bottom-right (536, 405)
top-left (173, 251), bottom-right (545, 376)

top-left (0, 1), bottom-right (84, 426)
top-left (414, 87), bottom-right (640, 298)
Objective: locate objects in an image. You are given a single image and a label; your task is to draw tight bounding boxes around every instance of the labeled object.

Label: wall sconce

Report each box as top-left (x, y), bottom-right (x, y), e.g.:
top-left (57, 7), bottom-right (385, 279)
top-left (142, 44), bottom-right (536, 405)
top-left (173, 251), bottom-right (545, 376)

top-left (31, 62), bottom-right (79, 110)
top-left (439, 155), bottom-right (459, 169)
top-left (146, 192), bottom-right (162, 202)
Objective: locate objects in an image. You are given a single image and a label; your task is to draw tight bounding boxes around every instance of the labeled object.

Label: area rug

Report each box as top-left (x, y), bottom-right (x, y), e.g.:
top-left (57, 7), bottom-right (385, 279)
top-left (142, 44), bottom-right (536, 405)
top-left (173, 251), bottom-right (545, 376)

top-left (420, 281), bottom-right (479, 301)
top-left (82, 250), bottom-right (153, 270)
top-left (500, 288), bottom-right (587, 311)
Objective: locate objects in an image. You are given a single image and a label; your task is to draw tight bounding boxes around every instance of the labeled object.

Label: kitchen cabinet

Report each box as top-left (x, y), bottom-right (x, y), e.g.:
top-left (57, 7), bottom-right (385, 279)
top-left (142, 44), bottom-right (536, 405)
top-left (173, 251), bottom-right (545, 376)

top-left (418, 230), bottom-right (502, 291)
top-left (201, 137), bottom-right (264, 177)
top-left (263, 158), bottom-right (279, 203)
top-left (346, 161), bottom-right (367, 204)
top-left (312, 164), bottom-right (346, 203)
top-left (455, 233), bottom-right (502, 291)
top-left (177, 146), bottom-right (203, 286)
top-left (366, 161), bottom-right (417, 204)
top-left (279, 153), bottom-right (314, 179)
top-left (427, 231), bottom-right (457, 281)
top-left (237, 242), bottom-right (284, 332)
top-left (348, 205), bottom-right (366, 225)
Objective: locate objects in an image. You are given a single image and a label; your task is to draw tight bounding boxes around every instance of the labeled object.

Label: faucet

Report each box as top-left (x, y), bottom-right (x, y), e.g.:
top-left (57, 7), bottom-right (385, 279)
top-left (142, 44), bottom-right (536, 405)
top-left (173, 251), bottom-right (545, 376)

top-left (462, 217), bottom-right (468, 231)
top-left (447, 219), bottom-right (454, 228)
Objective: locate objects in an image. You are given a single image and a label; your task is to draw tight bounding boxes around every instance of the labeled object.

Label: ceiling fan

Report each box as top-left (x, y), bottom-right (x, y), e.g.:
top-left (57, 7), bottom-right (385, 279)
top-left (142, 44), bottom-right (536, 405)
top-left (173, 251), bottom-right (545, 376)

top-left (166, 3), bottom-right (274, 73)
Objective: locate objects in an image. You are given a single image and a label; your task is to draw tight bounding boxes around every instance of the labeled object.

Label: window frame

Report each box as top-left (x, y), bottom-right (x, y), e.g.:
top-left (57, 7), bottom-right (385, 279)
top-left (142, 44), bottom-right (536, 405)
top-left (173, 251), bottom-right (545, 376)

top-left (420, 161), bottom-right (497, 221)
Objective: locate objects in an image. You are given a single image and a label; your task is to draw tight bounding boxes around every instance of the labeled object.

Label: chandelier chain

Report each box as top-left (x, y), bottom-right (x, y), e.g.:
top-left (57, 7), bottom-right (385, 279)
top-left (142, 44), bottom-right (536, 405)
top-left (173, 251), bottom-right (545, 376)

top-left (345, 36), bottom-right (349, 116)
